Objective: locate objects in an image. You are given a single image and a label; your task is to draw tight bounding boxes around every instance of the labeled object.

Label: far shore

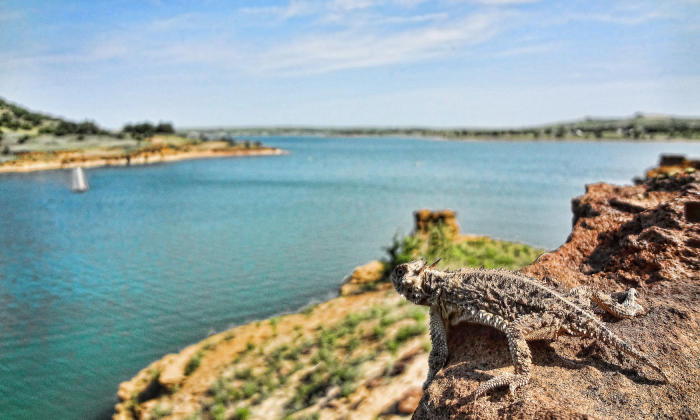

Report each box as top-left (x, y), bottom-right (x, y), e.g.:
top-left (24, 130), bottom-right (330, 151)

top-left (0, 147), bottom-right (288, 174)
top-left (194, 130), bottom-right (700, 143)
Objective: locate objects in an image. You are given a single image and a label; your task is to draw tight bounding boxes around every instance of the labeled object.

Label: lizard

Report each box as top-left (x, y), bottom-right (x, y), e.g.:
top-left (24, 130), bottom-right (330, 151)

top-left (389, 258), bottom-right (668, 398)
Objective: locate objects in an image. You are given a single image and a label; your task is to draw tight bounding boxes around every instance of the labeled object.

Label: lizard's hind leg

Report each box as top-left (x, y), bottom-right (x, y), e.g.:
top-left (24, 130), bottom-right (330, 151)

top-left (474, 313), bottom-right (549, 399)
top-left (569, 286), bottom-right (644, 319)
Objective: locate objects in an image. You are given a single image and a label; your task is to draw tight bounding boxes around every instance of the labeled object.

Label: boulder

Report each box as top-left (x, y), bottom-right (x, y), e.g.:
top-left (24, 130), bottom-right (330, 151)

top-left (646, 154), bottom-right (699, 178)
top-left (413, 170), bottom-right (700, 419)
top-left (158, 346), bottom-right (200, 389)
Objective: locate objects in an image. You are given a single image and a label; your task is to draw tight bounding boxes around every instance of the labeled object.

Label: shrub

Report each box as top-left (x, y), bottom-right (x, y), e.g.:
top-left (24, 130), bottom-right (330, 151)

top-left (209, 403), bottom-right (226, 420)
top-left (302, 305), bottom-right (315, 316)
top-left (408, 308), bottom-right (427, 323)
top-left (151, 405), bottom-right (172, 419)
top-left (368, 305), bottom-right (390, 319)
top-left (233, 406), bottom-right (251, 420)
top-left (241, 380), bottom-right (259, 398)
top-left (385, 339), bottom-right (399, 354)
top-left (234, 367), bottom-right (253, 380)
top-left (346, 336), bottom-right (360, 352)
top-left (184, 352), bottom-right (203, 376)
top-left (373, 325), bottom-right (386, 340)
top-left (379, 315), bottom-right (397, 328)
top-left (340, 383), bottom-right (355, 397)
top-left (395, 324), bottom-right (426, 343)
top-left (184, 410), bottom-right (203, 420)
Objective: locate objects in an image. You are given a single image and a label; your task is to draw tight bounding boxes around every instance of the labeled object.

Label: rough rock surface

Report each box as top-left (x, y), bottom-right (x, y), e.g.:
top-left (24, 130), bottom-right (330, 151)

top-left (413, 170), bottom-right (700, 419)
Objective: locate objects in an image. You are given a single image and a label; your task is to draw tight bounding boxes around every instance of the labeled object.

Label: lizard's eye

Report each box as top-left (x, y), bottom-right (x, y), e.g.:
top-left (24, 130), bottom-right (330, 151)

top-left (395, 266), bottom-right (406, 277)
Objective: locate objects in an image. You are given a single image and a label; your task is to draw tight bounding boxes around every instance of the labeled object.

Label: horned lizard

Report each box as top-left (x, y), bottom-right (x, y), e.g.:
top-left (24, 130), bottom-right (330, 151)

top-left (390, 259), bottom-right (668, 397)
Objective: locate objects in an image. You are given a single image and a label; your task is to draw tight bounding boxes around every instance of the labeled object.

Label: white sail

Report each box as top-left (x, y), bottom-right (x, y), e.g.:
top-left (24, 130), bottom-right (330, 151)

top-left (71, 167), bottom-right (89, 192)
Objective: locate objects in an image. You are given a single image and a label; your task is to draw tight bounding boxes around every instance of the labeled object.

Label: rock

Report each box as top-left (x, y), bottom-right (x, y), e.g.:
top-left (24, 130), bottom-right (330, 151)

top-left (413, 209), bottom-right (459, 237)
top-left (397, 387), bottom-right (423, 414)
top-left (646, 154), bottom-right (700, 178)
top-left (158, 346), bottom-right (200, 389)
top-left (413, 170), bottom-right (700, 419)
top-left (658, 154), bottom-right (686, 166)
top-left (340, 260), bottom-right (386, 296)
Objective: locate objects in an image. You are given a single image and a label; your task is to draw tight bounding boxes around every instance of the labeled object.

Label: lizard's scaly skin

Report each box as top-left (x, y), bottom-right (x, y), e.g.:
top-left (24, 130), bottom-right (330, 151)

top-left (390, 259), bottom-right (667, 396)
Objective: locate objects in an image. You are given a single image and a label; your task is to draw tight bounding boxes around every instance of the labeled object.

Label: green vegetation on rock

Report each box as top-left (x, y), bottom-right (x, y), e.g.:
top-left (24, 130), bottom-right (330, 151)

top-left (383, 224), bottom-right (544, 276)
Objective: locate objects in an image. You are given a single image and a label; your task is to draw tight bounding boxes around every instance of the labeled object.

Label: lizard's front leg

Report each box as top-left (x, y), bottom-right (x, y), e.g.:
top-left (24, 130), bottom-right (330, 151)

top-left (425, 305), bottom-right (448, 390)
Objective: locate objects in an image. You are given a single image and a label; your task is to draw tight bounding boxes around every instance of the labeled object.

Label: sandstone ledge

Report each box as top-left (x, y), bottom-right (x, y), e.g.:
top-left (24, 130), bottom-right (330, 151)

top-left (0, 146), bottom-right (287, 173)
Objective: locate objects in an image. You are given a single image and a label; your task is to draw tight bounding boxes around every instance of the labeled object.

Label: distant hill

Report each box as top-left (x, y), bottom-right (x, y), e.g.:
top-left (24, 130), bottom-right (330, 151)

top-left (0, 97), bottom-right (177, 143)
top-left (196, 113), bottom-right (700, 141)
top-left (0, 98), bottom-right (279, 172)
top-left (0, 97), bottom-right (111, 138)
top-left (2, 97), bottom-right (699, 142)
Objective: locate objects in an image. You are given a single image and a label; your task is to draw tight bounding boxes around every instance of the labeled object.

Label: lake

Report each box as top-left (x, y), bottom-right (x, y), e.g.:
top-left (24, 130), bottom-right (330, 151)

top-left (1, 137), bottom-right (699, 419)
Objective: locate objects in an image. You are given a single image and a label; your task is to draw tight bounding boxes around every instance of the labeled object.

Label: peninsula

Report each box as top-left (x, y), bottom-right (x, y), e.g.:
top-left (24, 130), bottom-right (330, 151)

top-left (0, 98), bottom-right (285, 173)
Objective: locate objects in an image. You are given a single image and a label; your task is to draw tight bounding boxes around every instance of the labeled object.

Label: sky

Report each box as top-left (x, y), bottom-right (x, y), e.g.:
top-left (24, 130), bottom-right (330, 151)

top-left (1, 0), bottom-right (699, 129)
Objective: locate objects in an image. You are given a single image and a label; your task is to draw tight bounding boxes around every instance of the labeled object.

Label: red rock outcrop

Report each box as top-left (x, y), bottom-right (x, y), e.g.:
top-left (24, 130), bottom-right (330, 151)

top-left (413, 167), bottom-right (700, 419)
top-left (645, 154), bottom-right (699, 178)
top-left (414, 209), bottom-right (460, 237)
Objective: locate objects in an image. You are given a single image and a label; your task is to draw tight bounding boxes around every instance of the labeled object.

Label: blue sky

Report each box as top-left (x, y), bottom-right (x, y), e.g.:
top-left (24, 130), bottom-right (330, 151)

top-left (1, 0), bottom-right (698, 128)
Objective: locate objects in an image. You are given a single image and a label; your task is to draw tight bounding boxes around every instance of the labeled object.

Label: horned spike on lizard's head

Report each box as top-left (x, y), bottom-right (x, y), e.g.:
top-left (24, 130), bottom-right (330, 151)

top-left (390, 259), bottom-right (435, 305)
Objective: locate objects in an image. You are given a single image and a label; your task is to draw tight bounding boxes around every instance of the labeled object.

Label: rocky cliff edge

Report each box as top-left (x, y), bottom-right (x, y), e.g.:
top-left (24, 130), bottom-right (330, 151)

top-left (413, 161), bottom-right (700, 419)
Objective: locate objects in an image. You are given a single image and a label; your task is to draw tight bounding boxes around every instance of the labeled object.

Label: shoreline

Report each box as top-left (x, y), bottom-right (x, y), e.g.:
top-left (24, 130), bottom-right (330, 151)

top-left (113, 283), bottom-right (422, 420)
top-left (201, 131), bottom-right (700, 143)
top-left (0, 147), bottom-right (288, 174)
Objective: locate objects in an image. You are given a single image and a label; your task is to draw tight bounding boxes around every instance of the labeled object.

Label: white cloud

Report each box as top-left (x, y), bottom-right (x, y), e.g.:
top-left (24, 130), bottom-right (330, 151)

top-left (469, 0), bottom-right (540, 5)
top-left (393, 0), bottom-right (430, 7)
top-left (254, 13), bottom-right (503, 75)
top-left (330, 0), bottom-right (375, 11)
top-left (239, 1), bottom-right (317, 20)
top-left (149, 13), bottom-right (200, 31)
top-left (566, 11), bottom-right (672, 25)
top-left (493, 42), bottom-right (559, 57)
top-left (379, 12), bottom-right (449, 24)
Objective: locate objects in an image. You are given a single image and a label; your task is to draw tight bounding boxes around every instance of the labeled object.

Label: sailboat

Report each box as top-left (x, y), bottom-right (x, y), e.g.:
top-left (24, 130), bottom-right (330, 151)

top-left (71, 167), bottom-right (89, 193)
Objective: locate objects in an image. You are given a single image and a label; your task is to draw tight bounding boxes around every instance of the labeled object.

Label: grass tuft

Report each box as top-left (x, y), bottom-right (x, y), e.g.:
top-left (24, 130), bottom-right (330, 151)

top-left (185, 352), bottom-right (203, 376)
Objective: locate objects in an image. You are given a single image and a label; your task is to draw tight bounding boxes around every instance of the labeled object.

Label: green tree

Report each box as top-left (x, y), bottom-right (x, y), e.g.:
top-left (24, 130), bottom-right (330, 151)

top-left (155, 122), bottom-right (175, 134)
top-left (554, 126), bottom-right (566, 138)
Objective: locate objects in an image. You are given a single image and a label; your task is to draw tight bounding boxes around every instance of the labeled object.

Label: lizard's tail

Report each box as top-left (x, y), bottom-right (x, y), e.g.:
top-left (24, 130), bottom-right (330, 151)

top-left (588, 323), bottom-right (668, 382)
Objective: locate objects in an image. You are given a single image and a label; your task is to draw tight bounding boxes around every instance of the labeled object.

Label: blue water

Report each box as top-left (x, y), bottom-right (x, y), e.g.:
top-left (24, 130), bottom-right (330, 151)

top-left (1, 137), bottom-right (699, 419)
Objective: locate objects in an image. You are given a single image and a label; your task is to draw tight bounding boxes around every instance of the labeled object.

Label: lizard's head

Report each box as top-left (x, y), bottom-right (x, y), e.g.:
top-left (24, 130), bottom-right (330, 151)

top-left (390, 258), bottom-right (440, 305)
